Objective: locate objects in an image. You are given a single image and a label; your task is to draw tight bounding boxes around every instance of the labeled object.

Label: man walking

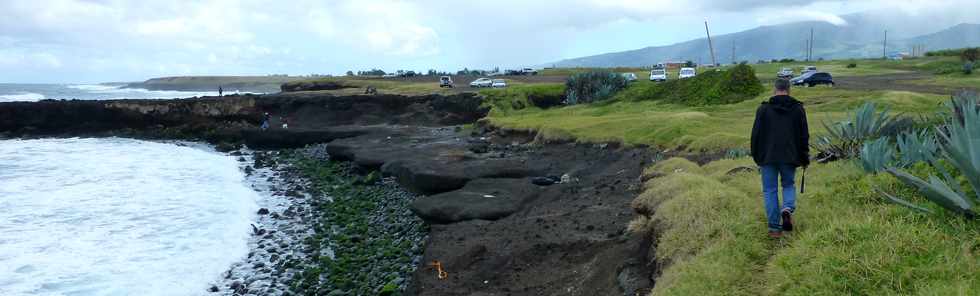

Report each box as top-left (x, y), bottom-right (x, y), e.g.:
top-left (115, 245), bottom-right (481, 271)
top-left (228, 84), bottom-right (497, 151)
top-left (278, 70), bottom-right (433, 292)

top-left (750, 78), bottom-right (809, 238)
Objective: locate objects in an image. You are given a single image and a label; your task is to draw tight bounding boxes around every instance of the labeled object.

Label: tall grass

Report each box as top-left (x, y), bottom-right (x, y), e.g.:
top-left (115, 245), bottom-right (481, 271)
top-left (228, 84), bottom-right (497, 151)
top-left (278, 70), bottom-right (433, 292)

top-left (631, 157), bottom-right (980, 295)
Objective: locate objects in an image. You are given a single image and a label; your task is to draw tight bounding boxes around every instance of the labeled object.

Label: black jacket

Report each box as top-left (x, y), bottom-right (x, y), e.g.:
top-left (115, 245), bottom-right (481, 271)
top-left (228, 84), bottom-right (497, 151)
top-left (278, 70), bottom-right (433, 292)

top-left (751, 95), bottom-right (810, 167)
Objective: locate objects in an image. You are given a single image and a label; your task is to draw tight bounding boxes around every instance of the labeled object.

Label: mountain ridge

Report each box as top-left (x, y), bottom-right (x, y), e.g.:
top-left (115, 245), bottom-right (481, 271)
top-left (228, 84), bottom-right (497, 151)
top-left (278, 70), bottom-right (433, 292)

top-left (545, 14), bottom-right (980, 68)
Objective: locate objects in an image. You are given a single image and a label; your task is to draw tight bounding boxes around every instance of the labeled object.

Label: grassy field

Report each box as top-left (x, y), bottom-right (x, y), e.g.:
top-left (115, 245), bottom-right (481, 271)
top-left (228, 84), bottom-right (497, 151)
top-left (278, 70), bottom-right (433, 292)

top-left (631, 157), bottom-right (980, 295)
top-left (482, 57), bottom-right (980, 296)
top-left (485, 84), bottom-right (947, 152)
top-left (909, 73), bottom-right (980, 89)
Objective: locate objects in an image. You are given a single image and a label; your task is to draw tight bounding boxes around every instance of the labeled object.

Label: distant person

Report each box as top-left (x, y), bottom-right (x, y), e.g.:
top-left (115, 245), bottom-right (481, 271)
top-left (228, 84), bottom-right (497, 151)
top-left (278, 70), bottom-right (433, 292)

top-left (261, 112), bottom-right (270, 130)
top-left (218, 85), bottom-right (223, 97)
top-left (750, 78), bottom-right (809, 238)
top-left (280, 116), bottom-right (288, 129)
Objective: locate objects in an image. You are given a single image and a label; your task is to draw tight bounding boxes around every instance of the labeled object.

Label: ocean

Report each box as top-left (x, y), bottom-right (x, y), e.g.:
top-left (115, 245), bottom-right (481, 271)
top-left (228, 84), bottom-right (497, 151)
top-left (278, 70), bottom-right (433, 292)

top-left (0, 138), bottom-right (259, 296)
top-left (0, 83), bottom-right (248, 102)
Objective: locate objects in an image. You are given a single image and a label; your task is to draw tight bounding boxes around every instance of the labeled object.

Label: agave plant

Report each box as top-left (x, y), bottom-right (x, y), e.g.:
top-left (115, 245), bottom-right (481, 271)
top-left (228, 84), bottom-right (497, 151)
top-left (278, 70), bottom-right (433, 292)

top-left (860, 137), bottom-right (894, 173)
top-left (564, 70), bottom-right (628, 105)
top-left (813, 102), bottom-right (895, 161)
top-left (882, 92), bottom-right (979, 218)
top-left (895, 129), bottom-right (938, 167)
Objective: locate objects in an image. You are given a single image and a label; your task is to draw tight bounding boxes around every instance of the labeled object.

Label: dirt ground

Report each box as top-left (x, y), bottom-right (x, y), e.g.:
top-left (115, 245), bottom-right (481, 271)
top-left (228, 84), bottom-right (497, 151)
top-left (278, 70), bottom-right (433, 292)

top-left (321, 125), bottom-right (657, 296)
top-left (834, 72), bottom-right (978, 95)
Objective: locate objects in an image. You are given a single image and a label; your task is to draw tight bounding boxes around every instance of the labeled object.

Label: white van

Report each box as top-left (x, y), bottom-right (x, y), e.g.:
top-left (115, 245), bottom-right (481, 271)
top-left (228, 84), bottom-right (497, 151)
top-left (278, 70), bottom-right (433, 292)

top-left (679, 67), bottom-right (696, 79)
top-left (649, 69), bottom-right (668, 81)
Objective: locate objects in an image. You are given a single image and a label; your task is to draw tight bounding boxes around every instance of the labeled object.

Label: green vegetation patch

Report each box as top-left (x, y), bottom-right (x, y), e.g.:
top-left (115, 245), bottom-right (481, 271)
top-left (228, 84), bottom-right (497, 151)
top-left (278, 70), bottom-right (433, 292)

top-left (632, 159), bottom-right (980, 296)
top-left (280, 151), bottom-right (425, 296)
top-left (488, 86), bottom-right (948, 151)
top-left (479, 84), bottom-right (564, 116)
top-left (622, 64), bottom-right (764, 106)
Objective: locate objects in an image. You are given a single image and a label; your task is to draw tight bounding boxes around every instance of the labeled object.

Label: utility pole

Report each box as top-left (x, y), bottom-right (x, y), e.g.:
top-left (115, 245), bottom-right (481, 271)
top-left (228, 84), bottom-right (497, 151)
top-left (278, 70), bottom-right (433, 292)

top-left (705, 21), bottom-right (717, 66)
top-left (805, 39), bottom-right (810, 61)
top-left (883, 30), bottom-right (888, 59)
top-left (809, 27), bottom-right (814, 61)
top-left (732, 40), bottom-right (736, 64)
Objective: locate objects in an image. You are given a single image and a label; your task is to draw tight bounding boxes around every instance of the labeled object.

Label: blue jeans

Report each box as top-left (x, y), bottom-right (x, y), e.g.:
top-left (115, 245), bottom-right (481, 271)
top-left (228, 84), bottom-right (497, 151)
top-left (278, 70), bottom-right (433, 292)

top-left (761, 165), bottom-right (797, 231)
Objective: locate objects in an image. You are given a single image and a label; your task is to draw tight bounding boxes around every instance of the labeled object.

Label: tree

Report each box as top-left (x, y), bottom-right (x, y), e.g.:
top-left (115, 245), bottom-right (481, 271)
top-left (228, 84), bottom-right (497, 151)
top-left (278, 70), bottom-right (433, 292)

top-left (346, 70), bottom-right (354, 76)
top-left (962, 48), bottom-right (979, 62)
top-left (684, 60), bottom-right (696, 67)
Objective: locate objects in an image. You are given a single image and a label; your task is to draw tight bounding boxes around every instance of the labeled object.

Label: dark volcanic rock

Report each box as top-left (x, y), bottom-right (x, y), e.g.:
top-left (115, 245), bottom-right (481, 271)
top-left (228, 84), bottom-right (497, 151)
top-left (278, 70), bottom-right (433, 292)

top-left (410, 178), bottom-right (541, 223)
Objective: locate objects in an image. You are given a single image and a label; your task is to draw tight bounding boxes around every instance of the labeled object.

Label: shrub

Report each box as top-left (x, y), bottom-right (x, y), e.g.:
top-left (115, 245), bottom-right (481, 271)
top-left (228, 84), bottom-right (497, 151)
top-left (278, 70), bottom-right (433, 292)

top-left (926, 47), bottom-right (974, 57)
top-left (846, 63), bottom-right (857, 68)
top-left (564, 70), bottom-right (628, 105)
top-left (961, 48), bottom-right (979, 62)
top-left (813, 102), bottom-right (895, 161)
top-left (480, 84), bottom-right (566, 115)
top-left (627, 64), bottom-right (763, 106)
top-left (964, 62), bottom-right (974, 75)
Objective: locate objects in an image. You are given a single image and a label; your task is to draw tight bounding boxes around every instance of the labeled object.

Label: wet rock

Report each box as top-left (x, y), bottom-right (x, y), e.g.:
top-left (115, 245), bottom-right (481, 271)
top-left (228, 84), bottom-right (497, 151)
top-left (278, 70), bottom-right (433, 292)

top-left (209, 285), bottom-right (220, 292)
top-left (215, 142), bottom-right (239, 153)
top-left (257, 208), bottom-right (270, 215)
top-left (410, 178), bottom-right (541, 223)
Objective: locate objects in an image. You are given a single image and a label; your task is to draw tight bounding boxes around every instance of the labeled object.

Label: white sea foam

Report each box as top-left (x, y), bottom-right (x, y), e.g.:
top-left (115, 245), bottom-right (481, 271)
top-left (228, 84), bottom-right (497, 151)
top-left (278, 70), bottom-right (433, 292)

top-left (0, 92), bottom-right (45, 102)
top-left (0, 138), bottom-right (259, 296)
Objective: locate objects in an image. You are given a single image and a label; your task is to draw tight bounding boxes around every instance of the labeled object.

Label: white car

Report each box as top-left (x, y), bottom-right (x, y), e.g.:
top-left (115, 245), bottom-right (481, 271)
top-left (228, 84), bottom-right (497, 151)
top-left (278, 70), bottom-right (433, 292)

top-left (621, 72), bottom-right (638, 82)
top-left (491, 79), bottom-right (507, 88)
top-left (649, 69), bottom-right (668, 81)
top-left (679, 67), bottom-right (696, 79)
top-left (802, 66), bottom-right (817, 74)
top-left (469, 78), bottom-right (492, 88)
top-left (382, 73), bottom-right (398, 78)
top-left (777, 67), bottom-right (794, 78)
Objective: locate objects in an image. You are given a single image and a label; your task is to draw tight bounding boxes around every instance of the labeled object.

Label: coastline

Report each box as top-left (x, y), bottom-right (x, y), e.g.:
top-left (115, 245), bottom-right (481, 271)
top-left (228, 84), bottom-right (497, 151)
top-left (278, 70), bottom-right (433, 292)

top-left (210, 144), bottom-right (427, 295)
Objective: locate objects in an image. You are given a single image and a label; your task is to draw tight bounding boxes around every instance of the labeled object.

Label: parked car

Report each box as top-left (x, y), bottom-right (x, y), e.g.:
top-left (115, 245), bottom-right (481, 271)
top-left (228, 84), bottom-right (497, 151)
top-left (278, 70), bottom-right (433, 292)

top-left (649, 69), bottom-right (668, 81)
top-left (777, 67), bottom-right (794, 78)
top-left (491, 79), bottom-right (507, 88)
top-left (439, 76), bottom-right (454, 88)
top-left (791, 72), bottom-right (834, 87)
top-left (382, 73), bottom-right (398, 78)
top-left (679, 67), bottom-right (696, 79)
top-left (469, 78), bottom-right (493, 88)
top-left (621, 72), bottom-right (638, 82)
top-left (522, 68), bottom-right (538, 75)
top-left (801, 66), bottom-right (817, 74)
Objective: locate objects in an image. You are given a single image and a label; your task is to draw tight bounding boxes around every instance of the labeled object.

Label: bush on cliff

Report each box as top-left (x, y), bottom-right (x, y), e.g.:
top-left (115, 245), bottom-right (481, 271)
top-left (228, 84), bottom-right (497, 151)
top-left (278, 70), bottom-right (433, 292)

top-left (622, 64), bottom-right (764, 106)
top-left (280, 79), bottom-right (356, 92)
top-left (480, 84), bottom-right (565, 116)
top-left (564, 70), bottom-right (628, 105)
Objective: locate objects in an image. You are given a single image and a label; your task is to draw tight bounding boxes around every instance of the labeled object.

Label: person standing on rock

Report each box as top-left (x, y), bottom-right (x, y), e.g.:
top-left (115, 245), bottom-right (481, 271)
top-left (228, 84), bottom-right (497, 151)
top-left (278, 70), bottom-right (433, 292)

top-left (261, 112), bottom-right (270, 130)
top-left (750, 78), bottom-right (809, 238)
top-left (218, 85), bottom-right (223, 97)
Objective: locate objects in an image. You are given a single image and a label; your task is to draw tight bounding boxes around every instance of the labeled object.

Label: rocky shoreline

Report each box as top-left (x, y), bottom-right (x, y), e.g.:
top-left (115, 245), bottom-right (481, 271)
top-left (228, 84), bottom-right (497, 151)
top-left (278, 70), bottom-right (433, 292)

top-left (2, 92), bottom-right (661, 295)
top-left (209, 144), bottom-right (427, 296)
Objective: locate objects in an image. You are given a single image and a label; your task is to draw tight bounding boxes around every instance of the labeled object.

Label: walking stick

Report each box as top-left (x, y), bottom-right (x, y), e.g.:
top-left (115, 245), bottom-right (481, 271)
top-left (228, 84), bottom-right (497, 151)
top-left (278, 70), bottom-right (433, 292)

top-left (800, 167), bottom-right (806, 194)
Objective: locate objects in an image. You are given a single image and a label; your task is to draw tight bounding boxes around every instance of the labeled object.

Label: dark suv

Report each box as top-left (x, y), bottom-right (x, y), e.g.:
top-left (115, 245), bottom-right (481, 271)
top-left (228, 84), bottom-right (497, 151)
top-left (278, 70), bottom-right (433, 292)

top-left (791, 72), bottom-right (834, 87)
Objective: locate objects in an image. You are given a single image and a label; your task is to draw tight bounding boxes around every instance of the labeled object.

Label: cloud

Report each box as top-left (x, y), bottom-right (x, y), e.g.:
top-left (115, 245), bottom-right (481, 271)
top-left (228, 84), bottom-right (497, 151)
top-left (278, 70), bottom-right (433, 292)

top-left (0, 0), bottom-right (978, 83)
top-left (757, 11), bottom-right (850, 26)
top-left (304, 0), bottom-right (440, 56)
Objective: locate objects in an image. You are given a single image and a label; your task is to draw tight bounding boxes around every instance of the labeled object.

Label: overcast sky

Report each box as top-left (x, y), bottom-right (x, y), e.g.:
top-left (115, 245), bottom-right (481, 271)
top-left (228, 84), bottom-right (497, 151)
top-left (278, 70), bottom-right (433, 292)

top-left (0, 0), bottom-right (977, 83)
